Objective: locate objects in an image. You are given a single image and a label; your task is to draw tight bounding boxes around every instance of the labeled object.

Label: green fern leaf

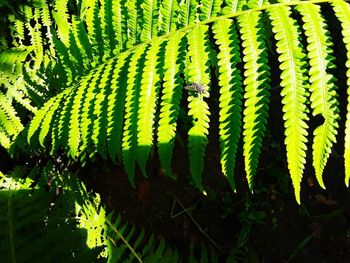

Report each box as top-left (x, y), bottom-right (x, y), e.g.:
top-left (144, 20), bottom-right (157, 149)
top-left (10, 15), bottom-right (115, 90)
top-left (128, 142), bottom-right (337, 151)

top-left (157, 31), bottom-right (186, 178)
top-left (21, 0), bottom-right (350, 204)
top-left (13, 18), bottom-right (25, 46)
top-left (126, 0), bottom-right (138, 48)
top-left (199, 0), bottom-right (223, 20)
top-left (92, 1), bottom-right (105, 62)
top-left (50, 107), bottom-right (62, 155)
top-left (222, 0), bottom-right (246, 14)
top-left (27, 95), bottom-right (58, 144)
top-left (79, 64), bottom-right (108, 158)
top-left (247, 0), bottom-right (269, 9)
top-left (0, 110), bottom-right (15, 140)
top-left (67, 74), bottom-right (95, 158)
top-left (298, 3), bottom-right (339, 189)
top-left (92, 59), bottom-right (119, 159)
top-left (107, 52), bottom-right (129, 162)
top-left (83, 0), bottom-right (104, 64)
top-left (213, 18), bottom-right (243, 191)
top-left (0, 93), bottom-right (23, 136)
top-left (101, 0), bottom-right (115, 58)
top-left (333, 0), bottom-right (350, 187)
top-left (57, 88), bottom-right (76, 153)
top-left (238, 11), bottom-right (271, 192)
top-left (39, 90), bottom-right (70, 147)
top-left (32, 9), bottom-right (44, 69)
top-left (137, 39), bottom-right (165, 176)
top-left (53, 34), bottom-right (75, 85)
top-left (68, 29), bottom-right (85, 73)
top-left (74, 18), bottom-right (94, 66)
top-left (111, 0), bottom-right (126, 55)
top-left (8, 85), bottom-right (37, 114)
top-left (186, 24), bottom-right (212, 193)
top-left (141, 0), bottom-right (160, 41)
top-left (52, 0), bottom-right (70, 45)
top-left (178, 0), bottom-right (198, 27)
top-left (122, 45), bottom-right (147, 186)
top-left (0, 131), bottom-right (10, 149)
top-left (159, 0), bottom-right (180, 35)
top-left (40, 0), bottom-right (54, 55)
top-left (268, 6), bottom-right (310, 204)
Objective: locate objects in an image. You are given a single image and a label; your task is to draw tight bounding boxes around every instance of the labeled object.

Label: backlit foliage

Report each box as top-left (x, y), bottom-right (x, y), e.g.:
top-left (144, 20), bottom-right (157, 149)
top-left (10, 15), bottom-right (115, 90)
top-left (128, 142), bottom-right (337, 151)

top-left (1, 0), bottom-right (350, 205)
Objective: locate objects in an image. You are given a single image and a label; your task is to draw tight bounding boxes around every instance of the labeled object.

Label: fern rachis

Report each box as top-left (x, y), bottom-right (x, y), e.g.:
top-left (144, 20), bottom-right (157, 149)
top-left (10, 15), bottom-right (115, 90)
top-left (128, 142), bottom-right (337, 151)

top-left (5, 0), bottom-right (350, 204)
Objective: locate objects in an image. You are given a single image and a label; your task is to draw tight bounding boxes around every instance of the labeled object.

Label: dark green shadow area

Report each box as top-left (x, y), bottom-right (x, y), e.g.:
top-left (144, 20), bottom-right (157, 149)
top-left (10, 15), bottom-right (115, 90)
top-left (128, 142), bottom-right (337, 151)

top-left (0, 174), bottom-right (105, 263)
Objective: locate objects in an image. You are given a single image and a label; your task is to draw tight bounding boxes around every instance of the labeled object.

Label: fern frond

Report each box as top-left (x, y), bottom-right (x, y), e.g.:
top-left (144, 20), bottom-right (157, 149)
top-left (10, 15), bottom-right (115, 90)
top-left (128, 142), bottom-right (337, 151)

top-left (92, 0), bottom-right (105, 62)
top-left (268, 6), bottom-right (309, 204)
top-left (157, 31), bottom-right (186, 178)
top-left (298, 3), bottom-right (339, 189)
top-left (110, 0), bottom-right (123, 55)
top-left (122, 46), bottom-right (147, 186)
top-left (213, 18), bottom-right (243, 191)
top-left (13, 18), bottom-right (25, 46)
top-left (238, 11), bottom-right (271, 192)
top-left (68, 29), bottom-right (85, 73)
top-left (141, 0), bottom-right (160, 41)
top-left (0, 130), bottom-right (10, 149)
top-left (159, 0), bottom-right (180, 35)
top-left (56, 88), bottom-right (76, 153)
top-left (67, 74), bottom-right (95, 158)
top-left (247, 0), bottom-right (269, 9)
top-left (27, 95), bottom-right (60, 144)
top-left (40, 0), bottom-right (54, 56)
top-left (0, 94), bottom-right (23, 136)
top-left (137, 39), bottom-right (165, 176)
top-left (126, 0), bottom-right (138, 48)
top-left (52, 0), bottom-right (70, 45)
top-left (7, 84), bottom-right (37, 113)
top-left (53, 35), bottom-right (75, 85)
top-left (107, 52), bottom-right (129, 163)
top-left (0, 100), bottom-right (23, 150)
top-left (333, 0), bottom-right (350, 187)
top-left (50, 105), bottom-right (63, 155)
top-left (92, 58), bottom-right (120, 159)
top-left (222, 0), bottom-right (246, 14)
top-left (178, 0), bottom-right (198, 27)
top-left (105, 214), bottom-right (183, 262)
top-left (39, 90), bottom-right (70, 147)
top-left (32, 9), bottom-right (44, 69)
top-left (74, 18), bottom-right (93, 63)
top-left (0, 172), bottom-right (105, 262)
top-left (79, 64), bottom-right (108, 158)
top-left (186, 24), bottom-right (212, 193)
top-left (20, 0), bottom-right (350, 204)
top-left (199, 0), bottom-right (223, 20)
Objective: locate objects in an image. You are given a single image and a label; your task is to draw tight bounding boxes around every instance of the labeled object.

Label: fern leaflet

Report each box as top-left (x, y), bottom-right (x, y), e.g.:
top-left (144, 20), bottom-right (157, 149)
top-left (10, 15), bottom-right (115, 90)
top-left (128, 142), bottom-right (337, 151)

top-left (186, 24), bottom-right (212, 193)
top-left (157, 31), bottom-right (186, 178)
top-left (298, 3), bottom-right (339, 188)
top-left (213, 18), bottom-right (243, 191)
top-left (268, 6), bottom-right (309, 204)
top-left (238, 11), bottom-right (271, 192)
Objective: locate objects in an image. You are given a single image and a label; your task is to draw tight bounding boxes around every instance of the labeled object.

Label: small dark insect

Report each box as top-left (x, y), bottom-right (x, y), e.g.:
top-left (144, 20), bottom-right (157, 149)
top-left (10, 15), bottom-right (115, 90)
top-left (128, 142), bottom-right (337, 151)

top-left (184, 83), bottom-right (209, 97)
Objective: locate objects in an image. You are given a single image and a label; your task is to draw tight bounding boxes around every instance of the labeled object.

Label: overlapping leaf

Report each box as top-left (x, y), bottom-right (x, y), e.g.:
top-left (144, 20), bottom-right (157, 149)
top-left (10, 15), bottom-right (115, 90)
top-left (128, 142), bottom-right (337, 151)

top-left (238, 11), bottom-right (271, 191)
top-left (13, 0), bottom-right (350, 204)
top-left (333, 0), bottom-right (350, 186)
top-left (298, 3), bottom-right (339, 188)
top-left (268, 6), bottom-right (310, 204)
top-left (213, 18), bottom-right (243, 190)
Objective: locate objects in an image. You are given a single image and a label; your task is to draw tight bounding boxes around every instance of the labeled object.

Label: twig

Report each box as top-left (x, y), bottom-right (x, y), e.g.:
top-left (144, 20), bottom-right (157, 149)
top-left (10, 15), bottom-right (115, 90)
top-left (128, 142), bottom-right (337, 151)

top-left (172, 197), bottom-right (222, 252)
top-left (105, 217), bottom-right (143, 263)
top-left (170, 199), bottom-right (197, 218)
